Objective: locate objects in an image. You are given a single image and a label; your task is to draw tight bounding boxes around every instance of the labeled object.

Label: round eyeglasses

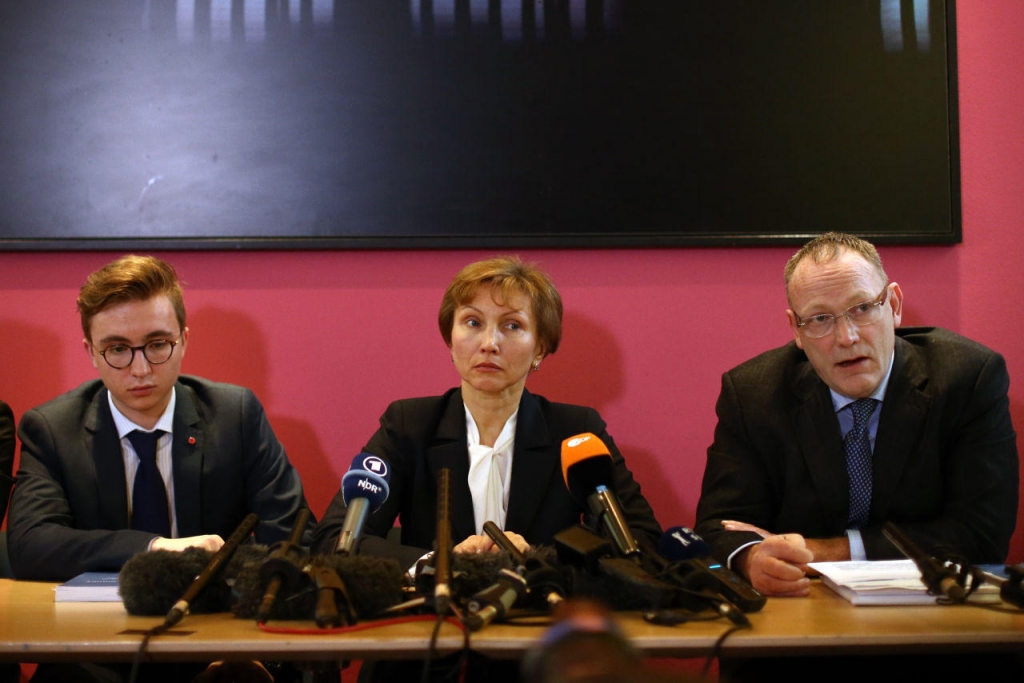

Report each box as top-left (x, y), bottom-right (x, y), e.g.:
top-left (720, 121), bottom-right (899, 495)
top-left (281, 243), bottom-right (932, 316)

top-left (97, 339), bottom-right (181, 369)
top-left (794, 287), bottom-right (890, 339)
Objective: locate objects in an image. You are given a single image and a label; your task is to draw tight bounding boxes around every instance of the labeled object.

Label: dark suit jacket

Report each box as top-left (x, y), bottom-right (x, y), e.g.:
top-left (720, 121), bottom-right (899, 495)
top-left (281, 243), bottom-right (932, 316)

top-left (312, 388), bottom-right (662, 568)
top-left (695, 327), bottom-right (1019, 564)
top-left (7, 376), bottom-right (311, 581)
top-left (0, 400), bottom-right (14, 523)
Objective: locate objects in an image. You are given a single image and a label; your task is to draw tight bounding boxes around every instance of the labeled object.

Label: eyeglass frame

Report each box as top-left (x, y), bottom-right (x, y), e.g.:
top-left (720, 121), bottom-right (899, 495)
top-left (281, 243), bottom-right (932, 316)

top-left (94, 338), bottom-right (182, 370)
top-left (793, 286), bottom-right (891, 339)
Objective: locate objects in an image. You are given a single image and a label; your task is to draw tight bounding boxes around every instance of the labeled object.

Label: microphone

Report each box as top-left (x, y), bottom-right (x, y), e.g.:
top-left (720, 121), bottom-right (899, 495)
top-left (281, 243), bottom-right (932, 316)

top-left (657, 526), bottom-right (766, 613)
top-left (256, 507), bottom-right (312, 623)
top-left (560, 433), bottom-right (640, 559)
top-left (465, 568), bottom-right (528, 632)
top-left (991, 564), bottom-right (1024, 609)
top-left (434, 467), bottom-right (454, 615)
top-left (120, 544), bottom-right (266, 617)
top-left (484, 521), bottom-right (565, 608)
top-left (882, 521), bottom-right (967, 602)
top-left (163, 512), bottom-right (260, 628)
top-left (232, 552), bottom-right (407, 621)
top-left (483, 520), bottom-right (528, 571)
top-left (335, 452), bottom-right (391, 555)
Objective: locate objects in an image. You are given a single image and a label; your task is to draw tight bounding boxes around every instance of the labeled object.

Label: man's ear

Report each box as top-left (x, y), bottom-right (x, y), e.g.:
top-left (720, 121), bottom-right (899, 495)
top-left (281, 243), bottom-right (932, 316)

top-left (83, 338), bottom-right (98, 369)
top-left (786, 310), bottom-right (804, 350)
top-left (888, 283), bottom-right (904, 328)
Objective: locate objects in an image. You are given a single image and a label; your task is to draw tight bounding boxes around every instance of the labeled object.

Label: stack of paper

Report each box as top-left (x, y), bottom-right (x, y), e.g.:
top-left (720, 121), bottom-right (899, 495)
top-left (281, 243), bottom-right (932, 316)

top-left (54, 572), bottom-right (122, 602)
top-left (808, 559), bottom-right (1001, 606)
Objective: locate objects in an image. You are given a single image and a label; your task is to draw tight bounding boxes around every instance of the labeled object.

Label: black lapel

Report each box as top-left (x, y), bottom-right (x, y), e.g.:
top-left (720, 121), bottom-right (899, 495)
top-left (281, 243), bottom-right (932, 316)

top-left (171, 382), bottom-right (203, 537)
top-left (870, 337), bottom-right (929, 520)
top-left (788, 361), bottom-right (850, 525)
top-left (426, 390), bottom-right (476, 542)
top-left (85, 388), bottom-right (131, 529)
top-left (505, 389), bottom-right (557, 533)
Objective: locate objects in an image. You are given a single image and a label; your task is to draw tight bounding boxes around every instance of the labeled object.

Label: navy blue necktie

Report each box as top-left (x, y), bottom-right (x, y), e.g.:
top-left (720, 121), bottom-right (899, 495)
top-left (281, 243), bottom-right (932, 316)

top-left (844, 399), bottom-right (878, 529)
top-left (128, 429), bottom-right (171, 537)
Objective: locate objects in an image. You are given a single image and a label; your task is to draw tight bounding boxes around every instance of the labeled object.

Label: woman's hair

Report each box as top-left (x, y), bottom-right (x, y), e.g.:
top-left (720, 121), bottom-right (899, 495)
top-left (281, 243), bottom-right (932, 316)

top-left (438, 255), bottom-right (563, 355)
top-left (78, 254), bottom-right (186, 341)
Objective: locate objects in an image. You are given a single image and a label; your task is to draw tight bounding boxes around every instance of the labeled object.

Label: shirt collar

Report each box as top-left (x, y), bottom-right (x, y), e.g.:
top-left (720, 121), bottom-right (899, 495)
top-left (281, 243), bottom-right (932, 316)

top-left (831, 351), bottom-right (894, 413)
top-left (108, 386), bottom-right (177, 438)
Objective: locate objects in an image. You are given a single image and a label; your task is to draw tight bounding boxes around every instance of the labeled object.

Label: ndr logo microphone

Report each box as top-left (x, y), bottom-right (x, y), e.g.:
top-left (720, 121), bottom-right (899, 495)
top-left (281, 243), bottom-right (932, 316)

top-left (358, 455), bottom-right (388, 478)
top-left (358, 477), bottom-right (384, 495)
top-left (567, 436), bottom-right (591, 448)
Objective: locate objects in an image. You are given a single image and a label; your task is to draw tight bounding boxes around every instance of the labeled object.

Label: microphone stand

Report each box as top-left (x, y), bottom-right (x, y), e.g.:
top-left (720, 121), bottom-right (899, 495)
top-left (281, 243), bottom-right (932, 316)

top-left (882, 522), bottom-right (968, 603)
top-left (433, 468), bottom-right (454, 616)
top-left (257, 508), bottom-right (312, 624)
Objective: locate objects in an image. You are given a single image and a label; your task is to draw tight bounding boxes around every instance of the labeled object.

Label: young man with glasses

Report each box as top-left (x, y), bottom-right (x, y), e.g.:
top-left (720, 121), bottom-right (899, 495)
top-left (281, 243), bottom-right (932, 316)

top-left (694, 232), bottom-right (1018, 599)
top-left (7, 255), bottom-right (312, 582)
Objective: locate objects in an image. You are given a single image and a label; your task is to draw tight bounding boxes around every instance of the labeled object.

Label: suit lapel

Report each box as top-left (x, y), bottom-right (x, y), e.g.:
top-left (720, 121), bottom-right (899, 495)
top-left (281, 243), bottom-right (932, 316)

top-left (789, 362), bottom-right (850, 524)
top-left (171, 382), bottom-right (204, 537)
top-left (85, 389), bottom-right (131, 529)
top-left (505, 390), bottom-right (557, 534)
top-left (427, 391), bottom-right (476, 542)
top-left (871, 337), bottom-right (929, 520)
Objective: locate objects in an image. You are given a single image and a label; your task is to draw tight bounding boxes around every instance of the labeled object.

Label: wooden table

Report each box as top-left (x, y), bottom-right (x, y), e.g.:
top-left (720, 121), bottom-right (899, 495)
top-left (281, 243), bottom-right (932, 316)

top-left (1, 579), bottom-right (1022, 664)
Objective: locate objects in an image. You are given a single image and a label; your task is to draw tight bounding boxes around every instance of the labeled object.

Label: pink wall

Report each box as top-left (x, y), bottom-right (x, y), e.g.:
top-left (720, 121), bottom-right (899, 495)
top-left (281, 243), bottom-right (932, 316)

top-left (1, 3), bottom-right (1021, 560)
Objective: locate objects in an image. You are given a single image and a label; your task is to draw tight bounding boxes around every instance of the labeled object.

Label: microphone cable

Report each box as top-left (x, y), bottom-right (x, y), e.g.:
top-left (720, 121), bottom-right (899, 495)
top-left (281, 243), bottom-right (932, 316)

top-left (423, 603), bottom-right (470, 683)
top-left (255, 612), bottom-right (466, 636)
top-left (704, 621), bottom-right (751, 679)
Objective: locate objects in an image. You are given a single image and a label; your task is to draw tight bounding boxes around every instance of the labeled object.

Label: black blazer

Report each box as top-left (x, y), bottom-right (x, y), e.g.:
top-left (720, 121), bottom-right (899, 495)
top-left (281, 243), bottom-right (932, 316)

top-left (695, 327), bottom-right (1019, 564)
top-left (312, 388), bottom-right (662, 567)
top-left (0, 400), bottom-right (14, 523)
top-left (8, 376), bottom-right (312, 581)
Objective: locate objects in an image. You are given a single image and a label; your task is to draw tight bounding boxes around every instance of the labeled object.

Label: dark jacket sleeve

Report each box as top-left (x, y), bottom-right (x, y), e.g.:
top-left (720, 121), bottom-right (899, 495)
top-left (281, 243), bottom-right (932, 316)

top-left (9, 407), bottom-right (156, 580)
top-left (0, 400), bottom-right (16, 523)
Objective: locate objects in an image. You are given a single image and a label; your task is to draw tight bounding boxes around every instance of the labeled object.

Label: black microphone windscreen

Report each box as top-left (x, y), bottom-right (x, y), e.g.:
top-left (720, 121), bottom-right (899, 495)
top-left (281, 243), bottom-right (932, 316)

top-left (565, 559), bottom-right (674, 612)
top-left (450, 547), bottom-right (559, 598)
top-left (120, 544), bottom-right (267, 616)
top-left (413, 546), bottom-right (565, 611)
top-left (231, 553), bottom-right (407, 621)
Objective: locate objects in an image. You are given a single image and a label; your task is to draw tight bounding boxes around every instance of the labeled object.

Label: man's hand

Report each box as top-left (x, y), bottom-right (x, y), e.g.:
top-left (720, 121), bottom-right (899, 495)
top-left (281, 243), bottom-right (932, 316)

top-left (735, 534), bottom-right (814, 597)
top-left (454, 531), bottom-right (530, 555)
top-left (151, 535), bottom-right (225, 553)
top-left (723, 520), bottom-right (851, 582)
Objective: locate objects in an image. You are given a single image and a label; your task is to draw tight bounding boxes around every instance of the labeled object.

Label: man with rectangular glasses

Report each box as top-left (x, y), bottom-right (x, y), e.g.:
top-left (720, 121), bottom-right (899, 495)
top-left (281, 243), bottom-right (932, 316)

top-left (695, 232), bottom-right (1018, 599)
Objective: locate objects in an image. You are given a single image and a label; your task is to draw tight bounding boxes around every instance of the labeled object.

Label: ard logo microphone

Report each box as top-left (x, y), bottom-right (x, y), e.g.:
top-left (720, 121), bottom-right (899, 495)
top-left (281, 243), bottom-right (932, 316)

top-left (336, 453), bottom-right (391, 555)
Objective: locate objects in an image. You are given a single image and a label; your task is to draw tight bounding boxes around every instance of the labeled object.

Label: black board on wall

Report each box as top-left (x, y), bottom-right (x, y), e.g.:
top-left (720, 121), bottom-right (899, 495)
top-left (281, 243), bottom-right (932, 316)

top-left (0, 0), bottom-right (960, 250)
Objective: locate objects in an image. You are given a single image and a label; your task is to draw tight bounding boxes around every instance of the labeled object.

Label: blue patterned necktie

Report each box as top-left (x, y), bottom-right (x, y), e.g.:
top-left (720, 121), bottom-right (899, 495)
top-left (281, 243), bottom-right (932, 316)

top-left (844, 399), bottom-right (878, 529)
top-left (128, 429), bottom-right (170, 537)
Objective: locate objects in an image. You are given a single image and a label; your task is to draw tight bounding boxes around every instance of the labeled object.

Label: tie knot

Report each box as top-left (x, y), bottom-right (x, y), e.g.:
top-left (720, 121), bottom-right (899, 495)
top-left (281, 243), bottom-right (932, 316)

top-left (849, 399), bottom-right (877, 428)
top-left (127, 429), bottom-right (163, 461)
